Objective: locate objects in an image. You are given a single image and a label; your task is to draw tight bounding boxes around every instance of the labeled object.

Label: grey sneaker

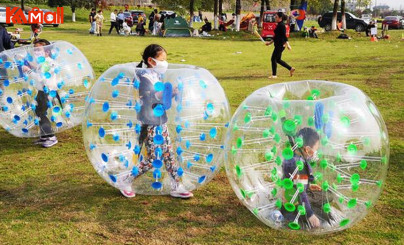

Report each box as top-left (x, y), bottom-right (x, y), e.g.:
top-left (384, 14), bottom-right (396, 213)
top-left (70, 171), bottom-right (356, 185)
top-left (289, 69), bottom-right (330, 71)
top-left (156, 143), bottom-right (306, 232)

top-left (34, 137), bottom-right (47, 145)
top-left (170, 181), bottom-right (193, 199)
top-left (41, 136), bottom-right (58, 148)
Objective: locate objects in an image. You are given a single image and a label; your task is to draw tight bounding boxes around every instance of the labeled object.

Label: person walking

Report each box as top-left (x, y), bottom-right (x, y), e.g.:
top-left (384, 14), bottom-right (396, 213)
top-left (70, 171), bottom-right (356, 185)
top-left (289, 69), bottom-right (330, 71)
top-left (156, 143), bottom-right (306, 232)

top-left (117, 10), bottom-right (125, 32)
top-left (265, 12), bottom-right (295, 79)
top-left (95, 10), bottom-right (104, 36)
top-left (108, 9), bottom-right (119, 35)
top-left (89, 8), bottom-right (96, 34)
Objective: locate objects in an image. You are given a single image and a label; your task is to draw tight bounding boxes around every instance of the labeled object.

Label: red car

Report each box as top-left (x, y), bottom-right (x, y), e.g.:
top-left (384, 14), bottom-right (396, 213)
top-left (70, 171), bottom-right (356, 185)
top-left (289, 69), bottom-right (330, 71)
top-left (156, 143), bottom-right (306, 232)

top-left (261, 11), bottom-right (290, 39)
top-left (382, 16), bottom-right (403, 29)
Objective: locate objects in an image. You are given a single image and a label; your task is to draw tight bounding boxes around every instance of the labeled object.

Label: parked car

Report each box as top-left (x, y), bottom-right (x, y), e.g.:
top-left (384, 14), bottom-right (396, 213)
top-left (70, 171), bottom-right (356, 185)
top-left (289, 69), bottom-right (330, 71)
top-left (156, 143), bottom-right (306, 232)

top-left (159, 10), bottom-right (176, 18)
top-left (130, 10), bottom-right (146, 24)
top-left (318, 11), bottom-right (368, 32)
top-left (382, 16), bottom-right (403, 29)
top-left (0, 7), bottom-right (14, 26)
top-left (261, 11), bottom-right (290, 39)
top-left (361, 14), bottom-right (372, 22)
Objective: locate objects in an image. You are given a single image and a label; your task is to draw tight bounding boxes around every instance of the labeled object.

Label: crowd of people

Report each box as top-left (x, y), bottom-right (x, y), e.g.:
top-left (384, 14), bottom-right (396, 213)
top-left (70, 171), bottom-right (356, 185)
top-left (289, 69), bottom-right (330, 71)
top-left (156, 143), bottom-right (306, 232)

top-left (88, 8), bottom-right (178, 37)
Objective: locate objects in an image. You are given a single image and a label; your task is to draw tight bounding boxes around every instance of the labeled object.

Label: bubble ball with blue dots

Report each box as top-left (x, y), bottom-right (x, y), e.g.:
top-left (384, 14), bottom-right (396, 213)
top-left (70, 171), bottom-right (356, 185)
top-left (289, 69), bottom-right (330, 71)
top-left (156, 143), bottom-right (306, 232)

top-left (0, 41), bottom-right (95, 137)
top-left (83, 63), bottom-right (230, 195)
top-left (225, 80), bottom-right (389, 234)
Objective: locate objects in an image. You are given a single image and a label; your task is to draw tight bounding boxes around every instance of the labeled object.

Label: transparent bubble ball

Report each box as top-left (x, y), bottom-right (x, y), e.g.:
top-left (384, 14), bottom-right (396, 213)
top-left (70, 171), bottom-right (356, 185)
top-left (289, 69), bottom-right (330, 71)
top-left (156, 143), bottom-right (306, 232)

top-left (0, 41), bottom-right (95, 137)
top-left (224, 80), bottom-right (389, 234)
top-left (83, 63), bottom-right (230, 195)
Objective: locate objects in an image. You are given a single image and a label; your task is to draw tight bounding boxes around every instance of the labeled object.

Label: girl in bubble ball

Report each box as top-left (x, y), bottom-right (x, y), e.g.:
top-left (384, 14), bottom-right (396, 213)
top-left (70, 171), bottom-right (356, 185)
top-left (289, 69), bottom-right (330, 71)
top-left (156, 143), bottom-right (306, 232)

top-left (22, 39), bottom-right (60, 148)
top-left (117, 44), bottom-right (193, 199)
top-left (280, 127), bottom-right (324, 229)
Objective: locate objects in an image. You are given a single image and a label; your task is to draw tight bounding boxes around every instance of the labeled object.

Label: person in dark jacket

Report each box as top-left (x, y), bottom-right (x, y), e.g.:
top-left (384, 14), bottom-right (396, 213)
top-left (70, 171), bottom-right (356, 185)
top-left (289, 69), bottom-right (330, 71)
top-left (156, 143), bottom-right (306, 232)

top-left (281, 127), bottom-right (321, 228)
top-left (0, 25), bottom-right (14, 106)
top-left (265, 12), bottom-right (295, 79)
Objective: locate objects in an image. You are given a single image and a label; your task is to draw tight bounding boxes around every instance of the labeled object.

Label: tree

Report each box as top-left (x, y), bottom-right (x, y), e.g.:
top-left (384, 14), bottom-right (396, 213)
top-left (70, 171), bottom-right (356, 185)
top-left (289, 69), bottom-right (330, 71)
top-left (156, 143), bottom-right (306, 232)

top-left (235, 0), bottom-right (241, 31)
top-left (290, 0), bottom-right (298, 10)
top-left (341, 0), bottom-right (346, 29)
top-left (331, 0), bottom-right (339, 31)
top-left (219, 0), bottom-right (223, 16)
top-left (21, 0), bottom-right (24, 11)
top-left (189, 0), bottom-right (194, 27)
top-left (214, 0), bottom-right (218, 29)
top-left (71, 0), bottom-right (76, 22)
top-left (259, 0), bottom-right (270, 28)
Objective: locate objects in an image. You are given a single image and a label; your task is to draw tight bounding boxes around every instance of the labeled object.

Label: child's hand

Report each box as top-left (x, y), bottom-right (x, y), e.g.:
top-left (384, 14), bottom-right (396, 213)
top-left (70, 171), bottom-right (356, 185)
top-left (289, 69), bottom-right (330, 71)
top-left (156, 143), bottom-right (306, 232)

top-left (309, 184), bottom-right (322, 191)
top-left (308, 214), bottom-right (320, 228)
top-left (173, 87), bottom-right (179, 96)
top-left (155, 91), bottom-right (163, 100)
top-left (265, 41), bottom-right (272, 46)
top-left (22, 66), bottom-right (30, 72)
top-left (284, 42), bottom-right (292, 50)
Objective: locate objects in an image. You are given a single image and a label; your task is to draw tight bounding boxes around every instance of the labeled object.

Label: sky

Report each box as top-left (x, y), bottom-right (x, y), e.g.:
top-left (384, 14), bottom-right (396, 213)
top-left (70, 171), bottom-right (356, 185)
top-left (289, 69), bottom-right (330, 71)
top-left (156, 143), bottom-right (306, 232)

top-left (373, 0), bottom-right (404, 10)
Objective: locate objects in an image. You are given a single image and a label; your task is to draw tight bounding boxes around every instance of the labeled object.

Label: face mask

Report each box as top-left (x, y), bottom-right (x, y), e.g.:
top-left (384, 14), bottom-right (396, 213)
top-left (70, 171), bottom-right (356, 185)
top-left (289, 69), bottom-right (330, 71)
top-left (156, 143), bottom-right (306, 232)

top-left (151, 58), bottom-right (168, 74)
top-left (306, 148), bottom-right (319, 162)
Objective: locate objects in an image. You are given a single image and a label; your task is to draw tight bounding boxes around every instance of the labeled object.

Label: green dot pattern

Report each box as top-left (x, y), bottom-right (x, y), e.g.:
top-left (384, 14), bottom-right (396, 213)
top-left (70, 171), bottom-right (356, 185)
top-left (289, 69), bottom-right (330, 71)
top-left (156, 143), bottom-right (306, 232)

top-left (236, 137), bottom-right (243, 148)
top-left (244, 112), bottom-right (251, 123)
top-left (262, 129), bottom-right (270, 138)
top-left (308, 117), bottom-right (314, 126)
top-left (298, 205), bottom-right (306, 215)
top-left (320, 159), bottom-right (328, 169)
top-left (282, 119), bottom-right (297, 136)
top-left (347, 144), bottom-right (358, 155)
top-left (360, 160), bottom-right (367, 170)
top-left (235, 165), bottom-right (242, 178)
top-left (323, 203), bottom-right (331, 213)
top-left (340, 116), bottom-right (350, 127)
top-left (350, 173), bottom-right (360, 184)
top-left (265, 152), bottom-right (274, 161)
top-left (282, 148), bottom-right (294, 160)
top-left (289, 222), bottom-right (301, 230)
top-left (340, 219), bottom-right (350, 227)
top-left (283, 179), bottom-right (294, 190)
top-left (296, 160), bottom-right (304, 171)
top-left (347, 198), bottom-right (357, 208)
top-left (284, 202), bottom-right (296, 212)
top-left (322, 181), bottom-right (329, 192)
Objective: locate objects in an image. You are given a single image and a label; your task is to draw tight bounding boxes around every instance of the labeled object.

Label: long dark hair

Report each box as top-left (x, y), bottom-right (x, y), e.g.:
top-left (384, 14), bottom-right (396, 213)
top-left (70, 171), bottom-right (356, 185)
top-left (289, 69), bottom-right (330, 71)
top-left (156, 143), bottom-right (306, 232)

top-left (137, 44), bottom-right (166, 68)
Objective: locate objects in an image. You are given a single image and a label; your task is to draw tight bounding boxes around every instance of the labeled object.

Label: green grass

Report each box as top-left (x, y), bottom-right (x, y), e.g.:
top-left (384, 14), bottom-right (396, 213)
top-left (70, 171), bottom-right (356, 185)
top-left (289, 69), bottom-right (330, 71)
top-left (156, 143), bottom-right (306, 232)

top-left (0, 4), bottom-right (404, 245)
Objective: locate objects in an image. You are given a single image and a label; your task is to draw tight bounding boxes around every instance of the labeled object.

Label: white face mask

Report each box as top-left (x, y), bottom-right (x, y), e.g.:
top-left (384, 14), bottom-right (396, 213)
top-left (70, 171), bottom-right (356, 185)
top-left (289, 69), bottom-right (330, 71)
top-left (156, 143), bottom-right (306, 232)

top-left (151, 58), bottom-right (168, 74)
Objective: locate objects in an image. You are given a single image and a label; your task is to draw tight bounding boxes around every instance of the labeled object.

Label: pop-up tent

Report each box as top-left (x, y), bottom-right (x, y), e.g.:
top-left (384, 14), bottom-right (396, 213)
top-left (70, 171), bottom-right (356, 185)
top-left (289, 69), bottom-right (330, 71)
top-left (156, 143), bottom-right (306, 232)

top-left (163, 17), bottom-right (191, 37)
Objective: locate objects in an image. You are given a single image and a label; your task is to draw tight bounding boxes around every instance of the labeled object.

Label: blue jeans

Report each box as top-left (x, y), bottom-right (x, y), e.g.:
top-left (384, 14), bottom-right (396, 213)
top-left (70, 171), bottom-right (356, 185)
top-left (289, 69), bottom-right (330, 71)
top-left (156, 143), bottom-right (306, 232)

top-left (90, 22), bottom-right (96, 33)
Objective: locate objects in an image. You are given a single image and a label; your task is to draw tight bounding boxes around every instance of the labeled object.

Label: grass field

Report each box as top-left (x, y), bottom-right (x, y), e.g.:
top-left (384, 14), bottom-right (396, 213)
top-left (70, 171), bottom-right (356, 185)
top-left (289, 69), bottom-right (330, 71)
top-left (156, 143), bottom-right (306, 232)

top-left (0, 4), bottom-right (403, 245)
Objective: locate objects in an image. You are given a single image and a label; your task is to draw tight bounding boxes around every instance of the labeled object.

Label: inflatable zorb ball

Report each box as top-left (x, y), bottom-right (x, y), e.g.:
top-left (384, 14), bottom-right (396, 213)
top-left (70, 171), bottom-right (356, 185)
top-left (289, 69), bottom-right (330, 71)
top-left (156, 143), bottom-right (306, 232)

top-left (83, 63), bottom-right (230, 195)
top-left (0, 41), bottom-right (95, 137)
top-left (225, 80), bottom-right (389, 234)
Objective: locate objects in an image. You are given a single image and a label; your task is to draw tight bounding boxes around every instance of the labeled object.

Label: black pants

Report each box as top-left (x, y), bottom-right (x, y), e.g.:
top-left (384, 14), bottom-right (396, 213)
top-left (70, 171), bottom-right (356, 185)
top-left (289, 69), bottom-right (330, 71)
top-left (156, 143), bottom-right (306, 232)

top-left (271, 45), bottom-right (292, 76)
top-left (108, 21), bottom-right (119, 34)
top-left (35, 90), bottom-right (55, 137)
top-left (118, 20), bottom-right (124, 30)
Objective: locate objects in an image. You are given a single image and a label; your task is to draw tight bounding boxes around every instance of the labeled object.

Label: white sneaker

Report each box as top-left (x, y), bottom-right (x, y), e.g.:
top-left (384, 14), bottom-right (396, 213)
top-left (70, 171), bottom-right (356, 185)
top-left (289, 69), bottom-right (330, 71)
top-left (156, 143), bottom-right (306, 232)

top-left (42, 136), bottom-right (58, 148)
top-left (116, 172), bottom-right (135, 198)
top-left (170, 182), bottom-right (193, 199)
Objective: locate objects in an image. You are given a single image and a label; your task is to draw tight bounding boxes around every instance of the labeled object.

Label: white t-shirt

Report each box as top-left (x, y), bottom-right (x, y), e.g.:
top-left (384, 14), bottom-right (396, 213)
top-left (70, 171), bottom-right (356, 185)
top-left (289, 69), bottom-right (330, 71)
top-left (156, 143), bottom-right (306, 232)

top-left (110, 12), bottom-right (116, 22)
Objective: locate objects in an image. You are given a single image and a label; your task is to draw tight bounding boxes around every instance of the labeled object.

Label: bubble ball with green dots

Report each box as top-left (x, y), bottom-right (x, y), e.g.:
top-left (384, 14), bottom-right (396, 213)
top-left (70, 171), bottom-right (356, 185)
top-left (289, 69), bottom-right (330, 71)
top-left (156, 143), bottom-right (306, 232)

top-left (83, 63), bottom-right (230, 195)
top-left (224, 80), bottom-right (389, 234)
